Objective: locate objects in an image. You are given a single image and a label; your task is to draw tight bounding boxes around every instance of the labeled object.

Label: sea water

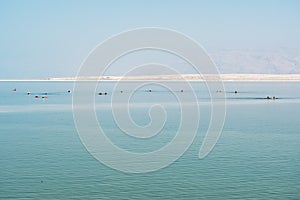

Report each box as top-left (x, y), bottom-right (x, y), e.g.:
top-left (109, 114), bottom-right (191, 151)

top-left (0, 81), bottom-right (299, 199)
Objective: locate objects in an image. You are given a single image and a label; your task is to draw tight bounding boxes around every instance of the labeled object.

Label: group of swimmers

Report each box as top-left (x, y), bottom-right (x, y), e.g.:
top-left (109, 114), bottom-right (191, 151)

top-left (12, 88), bottom-right (72, 99)
top-left (12, 88), bottom-right (278, 100)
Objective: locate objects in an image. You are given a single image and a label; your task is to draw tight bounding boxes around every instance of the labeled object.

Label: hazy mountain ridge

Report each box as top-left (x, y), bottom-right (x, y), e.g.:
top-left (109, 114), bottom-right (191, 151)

top-left (209, 49), bottom-right (300, 74)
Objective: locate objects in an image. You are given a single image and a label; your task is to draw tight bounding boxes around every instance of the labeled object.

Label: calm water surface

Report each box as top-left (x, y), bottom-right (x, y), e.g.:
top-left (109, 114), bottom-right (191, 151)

top-left (0, 81), bottom-right (299, 199)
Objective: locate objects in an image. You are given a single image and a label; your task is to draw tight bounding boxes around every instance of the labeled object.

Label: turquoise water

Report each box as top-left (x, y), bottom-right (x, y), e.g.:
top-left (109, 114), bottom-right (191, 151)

top-left (0, 81), bottom-right (300, 199)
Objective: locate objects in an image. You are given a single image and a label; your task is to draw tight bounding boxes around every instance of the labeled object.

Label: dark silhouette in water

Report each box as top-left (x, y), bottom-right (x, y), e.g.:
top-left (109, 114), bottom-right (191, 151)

top-left (98, 92), bottom-right (108, 96)
top-left (265, 96), bottom-right (277, 100)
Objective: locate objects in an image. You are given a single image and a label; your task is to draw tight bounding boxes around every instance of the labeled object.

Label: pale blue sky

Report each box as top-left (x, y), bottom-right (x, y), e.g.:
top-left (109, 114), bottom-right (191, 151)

top-left (0, 0), bottom-right (299, 77)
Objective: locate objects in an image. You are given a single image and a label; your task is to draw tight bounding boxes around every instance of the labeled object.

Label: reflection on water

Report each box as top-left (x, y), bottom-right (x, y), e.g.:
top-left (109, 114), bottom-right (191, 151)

top-left (0, 81), bottom-right (300, 199)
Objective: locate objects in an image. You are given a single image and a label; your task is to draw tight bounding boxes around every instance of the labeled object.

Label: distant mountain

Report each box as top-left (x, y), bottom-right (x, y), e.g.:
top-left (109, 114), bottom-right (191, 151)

top-left (209, 49), bottom-right (300, 74)
top-left (105, 49), bottom-right (300, 76)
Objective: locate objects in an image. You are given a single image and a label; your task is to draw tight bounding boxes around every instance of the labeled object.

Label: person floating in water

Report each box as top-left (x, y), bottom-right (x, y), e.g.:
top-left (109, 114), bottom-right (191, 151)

top-left (98, 92), bottom-right (108, 95)
top-left (266, 96), bottom-right (277, 100)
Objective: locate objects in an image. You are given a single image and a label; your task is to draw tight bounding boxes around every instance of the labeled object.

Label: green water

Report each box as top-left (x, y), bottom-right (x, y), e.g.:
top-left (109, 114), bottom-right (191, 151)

top-left (0, 82), bottom-right (299, 199)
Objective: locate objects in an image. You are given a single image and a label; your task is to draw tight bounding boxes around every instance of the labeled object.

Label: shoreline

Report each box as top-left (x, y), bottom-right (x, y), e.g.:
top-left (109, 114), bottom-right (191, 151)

top-left (1, 74), bottom-right (300, 82)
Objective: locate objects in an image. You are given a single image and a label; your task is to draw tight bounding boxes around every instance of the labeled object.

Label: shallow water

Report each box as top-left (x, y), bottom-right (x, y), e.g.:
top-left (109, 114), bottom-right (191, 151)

top-left (0, 81), bottom-right (300, 199)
